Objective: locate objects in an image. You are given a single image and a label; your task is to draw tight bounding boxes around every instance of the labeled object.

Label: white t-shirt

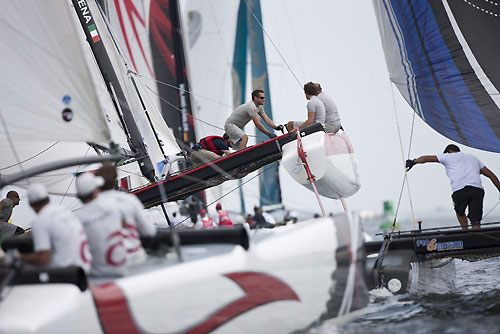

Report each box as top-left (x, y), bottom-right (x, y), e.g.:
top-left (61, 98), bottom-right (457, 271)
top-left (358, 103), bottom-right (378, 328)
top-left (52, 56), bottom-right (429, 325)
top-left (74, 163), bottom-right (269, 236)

top-left (100, 190), bottom-right (157, 264)
top-left (32, 203), bottom-right (91, 272)
top-left (306, 95), bottom-right (326, 126)
top-left (317, 92), bottom-right (341, 128)
top-left (437, 152), bottom-right (485, 192)
top-left (75, 197), bottom-right (127, 277)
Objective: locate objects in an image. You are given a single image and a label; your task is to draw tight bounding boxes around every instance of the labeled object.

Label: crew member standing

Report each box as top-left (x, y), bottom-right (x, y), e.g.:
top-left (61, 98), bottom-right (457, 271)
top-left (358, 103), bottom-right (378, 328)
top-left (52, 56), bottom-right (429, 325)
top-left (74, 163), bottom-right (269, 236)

top-left (215, 203), bottom-right (233, 227)
top-left (406, 144), bottom-right (500, 230)
top-left (225, 89), bottom-right (283, 150)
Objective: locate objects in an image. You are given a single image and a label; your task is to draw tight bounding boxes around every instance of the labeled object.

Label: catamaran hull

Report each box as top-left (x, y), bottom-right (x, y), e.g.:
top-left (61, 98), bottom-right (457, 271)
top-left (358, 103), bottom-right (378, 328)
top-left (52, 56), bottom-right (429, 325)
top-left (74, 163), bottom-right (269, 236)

top-left (0, 215), bottom-right (368, 333)
top-left (282, 131), bottom-right (360, 199)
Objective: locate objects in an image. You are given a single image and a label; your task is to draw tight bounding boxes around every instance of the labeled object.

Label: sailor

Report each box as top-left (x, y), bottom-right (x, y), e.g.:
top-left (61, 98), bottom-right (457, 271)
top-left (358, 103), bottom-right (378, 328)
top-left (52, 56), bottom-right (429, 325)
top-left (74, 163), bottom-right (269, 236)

top-left (0, 190), bottom-right (20, 223)
top-left (75, 172), bottom-right (127, 277)
top-left (286, 82), bottom-right (326, 132)
top-left (225, 89), bottom-right (283, 150)
top-left (406, 144), bottom-right (500, 230)
top-left (314, 83), bottom-right (342, 133)
top-left (190, 134), bottom-right (232, 165)
top-left (215, 203), bottom-right (233, 227)
top-left (95, 164), bottom-right (157, 265)
top-left (198, 209), bottom-right (215, 229)
top-left (21, 184), bottom-right (91, 272)
top-left (0, 190), bottom-right (24, 238)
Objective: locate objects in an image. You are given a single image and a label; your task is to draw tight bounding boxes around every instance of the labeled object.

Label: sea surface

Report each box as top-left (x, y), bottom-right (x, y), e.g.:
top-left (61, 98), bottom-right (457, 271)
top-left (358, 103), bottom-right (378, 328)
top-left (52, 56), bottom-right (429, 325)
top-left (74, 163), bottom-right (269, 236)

top-left (311, 214), bottom-right (500, 334)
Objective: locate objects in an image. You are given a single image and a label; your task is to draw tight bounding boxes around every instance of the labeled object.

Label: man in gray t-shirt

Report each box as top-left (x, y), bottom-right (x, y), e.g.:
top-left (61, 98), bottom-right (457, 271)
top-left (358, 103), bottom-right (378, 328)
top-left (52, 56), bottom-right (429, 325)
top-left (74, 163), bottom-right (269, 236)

top-left (315, 83), bottom-right (342, 133)
top-left (224, 89), bottom-right (283, 150)
top-left (0, 190), bottom-right (20, 222)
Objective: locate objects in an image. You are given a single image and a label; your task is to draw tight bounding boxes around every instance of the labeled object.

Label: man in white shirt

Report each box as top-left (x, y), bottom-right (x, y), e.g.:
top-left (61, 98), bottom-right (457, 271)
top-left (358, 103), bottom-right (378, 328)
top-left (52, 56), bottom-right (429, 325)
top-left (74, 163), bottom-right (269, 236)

top-left (314, 83), bottom-right (342, 134)
top-left (286, 82), bottom-right (326, 132)
top-left (95, 164), bottom-right (157, 264)
top-left (75, 172), bottom-right (127, 277)
top-left (406, 144), bottom-right (500, 229)
top-left (21, 184), bottom-right (91, 272)
top-left (225, 89), bottom-right (283, 150)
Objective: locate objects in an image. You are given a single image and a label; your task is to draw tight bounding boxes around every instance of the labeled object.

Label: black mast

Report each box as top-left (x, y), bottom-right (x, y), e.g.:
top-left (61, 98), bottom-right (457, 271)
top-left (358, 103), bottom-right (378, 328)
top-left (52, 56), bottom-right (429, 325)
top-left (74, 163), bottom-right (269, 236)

top-left (71, 0), bottom-right (156, 182)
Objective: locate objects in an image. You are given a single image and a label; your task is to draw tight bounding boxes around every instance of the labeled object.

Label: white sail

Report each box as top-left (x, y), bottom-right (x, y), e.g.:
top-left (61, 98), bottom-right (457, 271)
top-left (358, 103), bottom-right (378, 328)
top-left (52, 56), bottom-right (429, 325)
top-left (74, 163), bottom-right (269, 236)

top-left (0, 1), bottom-right (110, 144)
top-left (0, 0), bottom-right (113, 195)
top-left (91, 1), bottom-right (181, 179)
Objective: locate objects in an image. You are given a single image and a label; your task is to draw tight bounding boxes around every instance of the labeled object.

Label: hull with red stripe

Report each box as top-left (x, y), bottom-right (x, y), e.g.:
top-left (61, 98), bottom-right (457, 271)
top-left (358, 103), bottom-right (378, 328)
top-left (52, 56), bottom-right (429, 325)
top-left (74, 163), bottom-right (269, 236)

top-left (0, 215), bottom-right (368, 333)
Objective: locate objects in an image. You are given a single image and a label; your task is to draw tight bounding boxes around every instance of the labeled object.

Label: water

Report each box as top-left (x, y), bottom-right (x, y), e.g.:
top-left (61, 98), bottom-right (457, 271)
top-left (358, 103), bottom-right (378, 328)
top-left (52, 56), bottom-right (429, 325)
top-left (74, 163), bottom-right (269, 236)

top-left (313, 215), bottom-right (500, 334)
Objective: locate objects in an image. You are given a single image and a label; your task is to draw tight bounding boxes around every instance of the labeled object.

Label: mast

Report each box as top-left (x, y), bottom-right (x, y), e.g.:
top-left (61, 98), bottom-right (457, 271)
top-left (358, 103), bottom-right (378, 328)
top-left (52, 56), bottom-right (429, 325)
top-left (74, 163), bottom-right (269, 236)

top-left (71, 0), bottom-right (156, 182)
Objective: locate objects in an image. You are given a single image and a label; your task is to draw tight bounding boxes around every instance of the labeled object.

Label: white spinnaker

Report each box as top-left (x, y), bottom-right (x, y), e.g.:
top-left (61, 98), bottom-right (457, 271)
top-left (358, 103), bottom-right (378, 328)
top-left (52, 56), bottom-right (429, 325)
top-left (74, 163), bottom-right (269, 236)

top-left (0, 0), bottom-right (111, 195)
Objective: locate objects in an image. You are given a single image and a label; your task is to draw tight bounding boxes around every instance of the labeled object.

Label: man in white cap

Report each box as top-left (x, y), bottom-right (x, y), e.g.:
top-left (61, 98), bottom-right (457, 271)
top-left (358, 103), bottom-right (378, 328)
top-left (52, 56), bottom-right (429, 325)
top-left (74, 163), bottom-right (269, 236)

top-left (75, 172), bottom-right (127, 277)
top-left (95, 164), bottom-right (156, 265)
top-left (21, 184), bottom-right (91, 272)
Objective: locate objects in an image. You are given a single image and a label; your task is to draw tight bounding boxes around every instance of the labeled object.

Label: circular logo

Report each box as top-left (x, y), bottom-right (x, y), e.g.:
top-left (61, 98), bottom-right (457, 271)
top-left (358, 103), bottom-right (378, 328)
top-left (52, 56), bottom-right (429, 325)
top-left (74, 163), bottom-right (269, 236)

top-left (62, 95), bottom-right (71, 105)
top-left (62, 108), bottom-right (73, 122)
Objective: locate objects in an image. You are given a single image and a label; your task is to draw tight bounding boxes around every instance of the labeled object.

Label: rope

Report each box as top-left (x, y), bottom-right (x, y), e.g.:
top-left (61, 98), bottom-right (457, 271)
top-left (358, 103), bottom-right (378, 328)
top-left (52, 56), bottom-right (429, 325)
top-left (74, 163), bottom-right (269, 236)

top-left (172, 163), bottom-right (276, 228)
top-left (484, 200), bottom-right (500, 220)
top-left (242, 0), bottom-right (302, 89)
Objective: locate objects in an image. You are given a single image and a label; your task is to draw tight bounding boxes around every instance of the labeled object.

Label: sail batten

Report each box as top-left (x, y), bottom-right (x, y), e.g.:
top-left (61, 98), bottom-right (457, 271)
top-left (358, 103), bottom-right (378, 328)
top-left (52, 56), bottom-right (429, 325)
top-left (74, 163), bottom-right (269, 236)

top-left (374, 0), bottom-right (500, 152)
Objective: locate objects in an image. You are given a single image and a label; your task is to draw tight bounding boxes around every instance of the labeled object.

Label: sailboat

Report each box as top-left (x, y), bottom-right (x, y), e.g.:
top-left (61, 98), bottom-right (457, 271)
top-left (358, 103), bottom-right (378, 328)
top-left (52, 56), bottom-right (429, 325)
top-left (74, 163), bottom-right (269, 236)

top-left (0, 1), bottom-right (368, 332)
top-left (365, 0), bottom-right (500, 294)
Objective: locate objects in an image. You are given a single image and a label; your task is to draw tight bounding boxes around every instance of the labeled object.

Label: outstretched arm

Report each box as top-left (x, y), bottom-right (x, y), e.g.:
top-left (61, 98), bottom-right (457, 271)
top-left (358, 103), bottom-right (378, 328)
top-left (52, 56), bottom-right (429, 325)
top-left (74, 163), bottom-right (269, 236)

top-left (406, 155), bottom-right (439, 170)
top-left (299, 112), bottom-right (315, 130)
top-left (414, 155), bottom-right (439, 164)
top-left (481, 166), bottom-right (500, 192)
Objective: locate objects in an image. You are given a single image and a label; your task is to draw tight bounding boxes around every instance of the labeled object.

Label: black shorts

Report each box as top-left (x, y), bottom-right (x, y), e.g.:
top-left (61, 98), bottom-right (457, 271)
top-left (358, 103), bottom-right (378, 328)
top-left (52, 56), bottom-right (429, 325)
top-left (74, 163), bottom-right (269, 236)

top-left (451, 186), bottom-right (484, 222)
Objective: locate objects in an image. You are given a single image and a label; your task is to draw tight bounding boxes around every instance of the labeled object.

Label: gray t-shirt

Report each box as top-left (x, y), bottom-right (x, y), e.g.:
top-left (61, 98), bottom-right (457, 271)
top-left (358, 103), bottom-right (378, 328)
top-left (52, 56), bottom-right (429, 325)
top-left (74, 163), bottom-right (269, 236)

top-left (317, 92), bottom-right (341, 128)
top-left (306, 95), bottom-right (326, 125)
top-left (0, 198), bottom-right (14, 222)
top-left (225, 101), bottom-right (265, 129)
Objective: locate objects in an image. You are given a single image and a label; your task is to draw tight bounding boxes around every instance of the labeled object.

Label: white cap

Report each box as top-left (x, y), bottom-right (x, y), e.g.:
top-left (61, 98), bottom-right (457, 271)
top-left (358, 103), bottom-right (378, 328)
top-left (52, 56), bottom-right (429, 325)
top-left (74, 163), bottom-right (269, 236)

top-left (76, 172), bottom-right (104, 197)
top-left (28, 184), bottom-right (49, 204)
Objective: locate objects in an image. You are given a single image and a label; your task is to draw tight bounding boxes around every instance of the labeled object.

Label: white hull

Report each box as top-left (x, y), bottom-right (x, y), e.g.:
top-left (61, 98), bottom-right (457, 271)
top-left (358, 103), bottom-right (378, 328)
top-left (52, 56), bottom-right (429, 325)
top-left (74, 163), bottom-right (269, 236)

top-left (282, 131), bottom-right (361, 199)
top-left (0, 215), bottom-right (368, 333)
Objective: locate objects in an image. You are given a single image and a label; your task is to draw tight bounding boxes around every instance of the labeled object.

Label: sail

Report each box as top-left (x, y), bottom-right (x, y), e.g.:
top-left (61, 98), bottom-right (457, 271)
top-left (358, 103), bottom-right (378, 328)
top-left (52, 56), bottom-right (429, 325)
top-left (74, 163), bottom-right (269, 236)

top-left (0, 1), bottom-right (112, 195)
top-left (103, 0), bottom-right (198, 149)
top-left (0, 1), bottom-right (110, 144)
top-left (373, 0), bottom-right (500, 152)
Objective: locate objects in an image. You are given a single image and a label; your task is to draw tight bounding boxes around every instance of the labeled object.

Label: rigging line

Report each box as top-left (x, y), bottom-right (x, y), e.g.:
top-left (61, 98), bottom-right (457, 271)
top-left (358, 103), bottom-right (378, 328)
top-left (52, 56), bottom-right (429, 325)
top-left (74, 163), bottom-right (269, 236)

top-left (484, 200), bottom-right (500, 220)
top-left (143, 84), bottom-right (263, 138)
top-left (58, 145), bottom-right (94, 206)
top-left (0, 108), bottom-right (28, 186)
top-left (139, 74), bottom-right (233, 108)
top-left (173, 163), bottom-right (276, 228)
top-left (0, 142), bottom-right (59, 171)
top-left (390, 81), bottom-right (416, 229)
top-left (242, 0), bottom-right (302, 89)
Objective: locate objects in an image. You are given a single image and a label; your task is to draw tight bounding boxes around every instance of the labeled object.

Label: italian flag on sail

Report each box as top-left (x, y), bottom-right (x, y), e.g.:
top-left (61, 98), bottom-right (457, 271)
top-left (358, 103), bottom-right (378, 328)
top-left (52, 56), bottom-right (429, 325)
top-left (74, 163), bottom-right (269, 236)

top-left (88, 24), bottom-right (100, 43)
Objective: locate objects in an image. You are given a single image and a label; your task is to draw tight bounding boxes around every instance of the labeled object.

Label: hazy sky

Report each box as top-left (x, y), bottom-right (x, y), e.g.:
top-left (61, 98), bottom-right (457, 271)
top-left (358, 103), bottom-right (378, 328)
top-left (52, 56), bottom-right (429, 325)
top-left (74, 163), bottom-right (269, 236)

top-left (5, 1), bottom-right (500, 229)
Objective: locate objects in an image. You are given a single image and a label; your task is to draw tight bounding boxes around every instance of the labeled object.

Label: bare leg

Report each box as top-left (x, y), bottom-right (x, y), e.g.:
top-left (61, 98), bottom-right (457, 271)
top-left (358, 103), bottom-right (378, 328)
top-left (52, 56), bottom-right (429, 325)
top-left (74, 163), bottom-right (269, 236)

top-left (239, 134), bottom-right (248, 150)
top-left (471, 221), bottom-right (481, 229)
top-left (457, 214), bottom-right (468, 230)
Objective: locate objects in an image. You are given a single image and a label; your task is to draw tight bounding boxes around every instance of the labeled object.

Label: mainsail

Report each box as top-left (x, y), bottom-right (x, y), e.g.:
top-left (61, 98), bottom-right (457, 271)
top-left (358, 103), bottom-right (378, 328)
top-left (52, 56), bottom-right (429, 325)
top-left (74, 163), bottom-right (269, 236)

top-left (373, 0), bottom-right (500, 152)
top-left (0, 2), bottom-right (112, 194)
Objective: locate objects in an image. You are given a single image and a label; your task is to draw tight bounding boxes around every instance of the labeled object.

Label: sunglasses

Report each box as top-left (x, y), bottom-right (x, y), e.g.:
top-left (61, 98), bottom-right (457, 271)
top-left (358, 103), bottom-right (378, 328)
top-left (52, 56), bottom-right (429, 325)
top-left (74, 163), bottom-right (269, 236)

top-left (258, 96), bottom-right (265, 99)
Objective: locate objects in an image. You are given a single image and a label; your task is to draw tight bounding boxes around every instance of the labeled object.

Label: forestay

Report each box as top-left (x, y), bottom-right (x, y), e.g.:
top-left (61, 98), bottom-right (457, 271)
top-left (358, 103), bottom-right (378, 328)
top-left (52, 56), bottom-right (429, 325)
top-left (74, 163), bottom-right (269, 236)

top-left (373, 0), bottom-right (500, 152)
